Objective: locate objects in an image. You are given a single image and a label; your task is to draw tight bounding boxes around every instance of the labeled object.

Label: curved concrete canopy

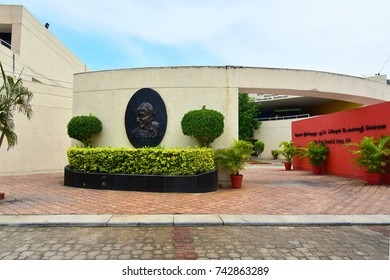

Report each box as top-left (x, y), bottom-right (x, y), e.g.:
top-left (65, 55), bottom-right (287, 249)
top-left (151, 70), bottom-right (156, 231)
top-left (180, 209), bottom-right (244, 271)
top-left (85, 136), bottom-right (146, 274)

top-left (76, 66), bottom-right (390, 105)
top-left (226, 66), bottom-right (390, 105)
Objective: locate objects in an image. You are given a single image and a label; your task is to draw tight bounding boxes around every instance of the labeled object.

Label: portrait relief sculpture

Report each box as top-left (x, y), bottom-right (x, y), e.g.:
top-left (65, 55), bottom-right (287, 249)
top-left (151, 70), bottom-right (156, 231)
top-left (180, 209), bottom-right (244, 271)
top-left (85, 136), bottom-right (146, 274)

top-left (125, 88), bottom-right (167, 147)
top-left (131, 102), bottom-right (160, 139)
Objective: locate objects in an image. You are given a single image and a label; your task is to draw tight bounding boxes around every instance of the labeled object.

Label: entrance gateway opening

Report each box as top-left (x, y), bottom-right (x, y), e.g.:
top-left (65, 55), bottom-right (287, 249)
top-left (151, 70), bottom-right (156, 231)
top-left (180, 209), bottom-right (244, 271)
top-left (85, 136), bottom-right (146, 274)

top-left (70, 66), bottom-right (390, 188)
top-left (245, 92), bottom-right (362, 121)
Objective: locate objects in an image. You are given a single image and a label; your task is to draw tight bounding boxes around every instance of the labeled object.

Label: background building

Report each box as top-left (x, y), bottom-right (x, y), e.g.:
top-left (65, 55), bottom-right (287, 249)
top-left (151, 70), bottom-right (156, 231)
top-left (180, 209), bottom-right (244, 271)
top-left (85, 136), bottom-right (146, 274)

top-left (0, 5), bottom-right (87, 175)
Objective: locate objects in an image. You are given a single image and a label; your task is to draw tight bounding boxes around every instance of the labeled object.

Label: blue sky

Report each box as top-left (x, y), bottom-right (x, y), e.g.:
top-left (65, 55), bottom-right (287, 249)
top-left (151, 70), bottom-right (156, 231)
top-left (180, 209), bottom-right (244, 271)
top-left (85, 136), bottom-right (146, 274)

top-left (5, 0), bottom-right (390, 77)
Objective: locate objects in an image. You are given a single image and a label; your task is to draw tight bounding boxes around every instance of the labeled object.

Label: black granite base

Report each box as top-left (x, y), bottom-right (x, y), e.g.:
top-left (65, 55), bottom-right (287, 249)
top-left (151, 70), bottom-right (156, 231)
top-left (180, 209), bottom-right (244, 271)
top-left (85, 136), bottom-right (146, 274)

top-left (64, 165), bottom-right (218, 193)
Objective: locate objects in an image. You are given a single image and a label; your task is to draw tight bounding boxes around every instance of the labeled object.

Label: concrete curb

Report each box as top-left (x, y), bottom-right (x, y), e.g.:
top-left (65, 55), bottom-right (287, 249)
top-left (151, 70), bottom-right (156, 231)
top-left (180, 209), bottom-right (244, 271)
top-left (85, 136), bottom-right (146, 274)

top-left (0, 214), bottom-right (389, 227)
top-left (219, 214), bottom-right (390, 226)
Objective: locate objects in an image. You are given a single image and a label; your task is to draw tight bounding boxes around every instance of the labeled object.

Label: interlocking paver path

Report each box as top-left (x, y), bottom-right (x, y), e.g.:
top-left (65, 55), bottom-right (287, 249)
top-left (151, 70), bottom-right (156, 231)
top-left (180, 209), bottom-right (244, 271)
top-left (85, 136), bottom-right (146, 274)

top-left (0, 165), bottom-right (389, 215)
top-left (1, 164), bottom-right (389, 261)
top-left (0, 225), bottom-right (388, 260)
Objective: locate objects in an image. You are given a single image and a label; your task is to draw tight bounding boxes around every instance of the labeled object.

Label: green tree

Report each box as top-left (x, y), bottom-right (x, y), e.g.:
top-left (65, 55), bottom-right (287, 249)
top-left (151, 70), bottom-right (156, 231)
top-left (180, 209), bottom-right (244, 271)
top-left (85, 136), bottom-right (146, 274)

top-left (239, 93), bottom-right (260, 140)
top-left (67, 114), bottom-right (102, 147)
top-left (0, 62), bottom-right (33, 150)
top-left (181, 106), bottom-right (224, 147)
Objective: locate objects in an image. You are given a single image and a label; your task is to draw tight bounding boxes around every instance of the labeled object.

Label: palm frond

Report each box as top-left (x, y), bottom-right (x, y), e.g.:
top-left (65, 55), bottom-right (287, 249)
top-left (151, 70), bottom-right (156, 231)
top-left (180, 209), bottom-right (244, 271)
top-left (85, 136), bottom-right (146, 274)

top-left (0, 61), bottom-right (33, 149)
top-left (345, 136), bottom-right (390, 173)
top-left (0, 126), bottom-right (18, 150)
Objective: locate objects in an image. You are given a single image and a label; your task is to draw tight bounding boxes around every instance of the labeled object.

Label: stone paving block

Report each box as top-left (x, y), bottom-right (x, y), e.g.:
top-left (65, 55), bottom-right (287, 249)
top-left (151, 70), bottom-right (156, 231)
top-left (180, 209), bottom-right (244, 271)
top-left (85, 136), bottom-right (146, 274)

top-left (343, 215), bottom-right (390, 225)
top-left (267, 215), bottom-right (350, 225)
top-left (173, 214), bottom-right (223, 226)
top-left (0, 215), bottom-right (53, 226)
top-left (108, 214), bottom-right (174, 226)
top-left (0, 214), bottom-right (113, 226)
top-left (219, 214), bottom-right (249, 225)
top-left (221, 214), bottom-right (330, 225)
top-left (46, 215), bottom-right (112, 226)
top-left (222, 214), bottom-right (312, 225)
top-left (220, 214), bottom-right (390, 226)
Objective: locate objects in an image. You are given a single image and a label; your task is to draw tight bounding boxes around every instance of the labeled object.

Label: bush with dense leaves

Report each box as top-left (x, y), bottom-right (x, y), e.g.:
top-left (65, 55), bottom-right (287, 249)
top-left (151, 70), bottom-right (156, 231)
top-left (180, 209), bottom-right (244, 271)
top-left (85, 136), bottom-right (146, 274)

top-left (215, 139), bottom-right (253, 175)
top-left (67, 114), bottom-right (102, 147)
top-left (239, 93), bottom-right (260, 140)
top-left (254, 140), bottom-right (265, 155)
top-left (67, 146), bottom-right (216, 175)
top-left (181, 106), bottom-right (224, 147)
top-left (344, 135), bottom-right (390, 173)
top-left (300, 141), bottom-right (329, 166)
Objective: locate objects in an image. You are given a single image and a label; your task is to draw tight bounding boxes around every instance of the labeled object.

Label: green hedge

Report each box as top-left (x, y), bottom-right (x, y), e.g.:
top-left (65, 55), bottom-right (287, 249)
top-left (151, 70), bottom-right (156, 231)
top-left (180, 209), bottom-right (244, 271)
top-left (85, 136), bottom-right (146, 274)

top-left (67, 147), bottom-right (216, 175)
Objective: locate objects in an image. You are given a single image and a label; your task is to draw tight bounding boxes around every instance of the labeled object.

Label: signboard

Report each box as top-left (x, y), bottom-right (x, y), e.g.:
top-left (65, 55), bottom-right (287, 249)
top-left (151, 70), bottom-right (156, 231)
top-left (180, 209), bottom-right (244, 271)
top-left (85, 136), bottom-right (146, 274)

top-left (249, 93), bottom-right (300, 103)
top-left (294, 124), bottom-right (387, 146)
top-left (292, 102), bottom-right (390, 184)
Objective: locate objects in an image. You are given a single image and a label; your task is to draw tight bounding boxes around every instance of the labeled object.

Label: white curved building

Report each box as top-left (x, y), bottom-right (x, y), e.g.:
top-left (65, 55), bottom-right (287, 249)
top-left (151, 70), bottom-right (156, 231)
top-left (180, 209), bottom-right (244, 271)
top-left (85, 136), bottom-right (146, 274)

top-left (74, 66), bottom-right (390, 158)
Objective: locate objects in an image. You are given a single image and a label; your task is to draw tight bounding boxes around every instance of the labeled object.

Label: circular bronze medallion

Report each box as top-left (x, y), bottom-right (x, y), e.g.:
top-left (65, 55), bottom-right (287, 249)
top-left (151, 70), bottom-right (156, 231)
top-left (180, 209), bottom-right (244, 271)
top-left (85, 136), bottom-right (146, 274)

top-left (125, 88), bottom-right (167, 148)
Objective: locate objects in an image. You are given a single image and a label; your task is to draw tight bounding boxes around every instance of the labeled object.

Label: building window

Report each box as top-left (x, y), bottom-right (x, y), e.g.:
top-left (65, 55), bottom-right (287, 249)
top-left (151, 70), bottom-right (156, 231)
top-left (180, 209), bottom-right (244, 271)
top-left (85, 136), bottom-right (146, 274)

top-left (0, 24), bottom-right (12, 49)
top-left (0, 32), bottom-right (11, 49)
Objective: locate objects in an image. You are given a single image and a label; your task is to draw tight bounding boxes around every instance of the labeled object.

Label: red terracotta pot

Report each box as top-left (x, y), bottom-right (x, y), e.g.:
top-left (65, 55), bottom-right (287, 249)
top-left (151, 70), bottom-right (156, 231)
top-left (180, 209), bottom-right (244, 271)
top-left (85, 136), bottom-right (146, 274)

top-left (283, 162), bottom-right (292, 171)
top-left (0, 192), bottom-right (4, 200)
top-left (366, 172), bottom-right (382, 185)
top-left (230, 174), bottom-right (243, 189)
top-left (312, 165), bottom-right (322, 175)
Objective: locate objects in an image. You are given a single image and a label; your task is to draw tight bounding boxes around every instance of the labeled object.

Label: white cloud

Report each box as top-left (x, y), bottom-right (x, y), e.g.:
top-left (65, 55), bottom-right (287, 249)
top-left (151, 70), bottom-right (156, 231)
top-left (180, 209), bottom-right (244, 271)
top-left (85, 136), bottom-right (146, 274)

top-left (7, 0), bottom-right (390, 75)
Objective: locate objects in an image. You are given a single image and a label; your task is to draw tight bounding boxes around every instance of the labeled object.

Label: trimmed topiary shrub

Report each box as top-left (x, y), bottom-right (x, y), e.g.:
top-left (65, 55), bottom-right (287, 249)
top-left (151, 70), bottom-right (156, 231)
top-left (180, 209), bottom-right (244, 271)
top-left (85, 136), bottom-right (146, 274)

top-left (67, 146), bottom-right (216, 175)
top-left (254, 140), bottom-right (265, 156)
top-left (67, 114), bottom-right (102, 147)
top-left (181, 106), bottom-right (224, 147)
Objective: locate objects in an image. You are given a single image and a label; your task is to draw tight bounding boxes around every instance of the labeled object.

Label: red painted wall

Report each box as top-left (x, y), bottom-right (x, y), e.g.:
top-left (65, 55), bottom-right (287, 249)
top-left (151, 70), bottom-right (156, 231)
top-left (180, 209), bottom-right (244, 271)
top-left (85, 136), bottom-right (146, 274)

top-left (292, 101), bottom-right (390, 184)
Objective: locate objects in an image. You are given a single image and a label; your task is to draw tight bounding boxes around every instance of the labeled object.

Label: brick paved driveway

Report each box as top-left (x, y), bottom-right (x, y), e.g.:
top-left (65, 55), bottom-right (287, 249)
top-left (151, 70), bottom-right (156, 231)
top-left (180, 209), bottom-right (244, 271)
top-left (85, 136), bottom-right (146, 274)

top-left (1, 165), bottom-right (389, 215)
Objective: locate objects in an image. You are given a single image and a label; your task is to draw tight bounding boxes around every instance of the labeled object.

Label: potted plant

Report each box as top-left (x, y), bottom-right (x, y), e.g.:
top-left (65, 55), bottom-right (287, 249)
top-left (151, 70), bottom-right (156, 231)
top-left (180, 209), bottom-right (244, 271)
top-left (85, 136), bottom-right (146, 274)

top-left (344, 135), bottom-right (390, 185)
top-left (278, 141), bottom-right (298, 170)
top-left (254, 140), bottom-right (265, 157)
top-left (299, 141), bottom-right (329, 175)
top-left (271, 150), bottom-right (279, 159)
top-left (215, 139), bottom-right (254, 188)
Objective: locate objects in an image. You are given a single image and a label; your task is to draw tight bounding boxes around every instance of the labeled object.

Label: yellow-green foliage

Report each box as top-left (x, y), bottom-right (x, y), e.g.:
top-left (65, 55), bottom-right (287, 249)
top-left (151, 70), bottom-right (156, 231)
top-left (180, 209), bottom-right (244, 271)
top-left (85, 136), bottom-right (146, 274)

top-left (67, 147), bottom-right (216, 175)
